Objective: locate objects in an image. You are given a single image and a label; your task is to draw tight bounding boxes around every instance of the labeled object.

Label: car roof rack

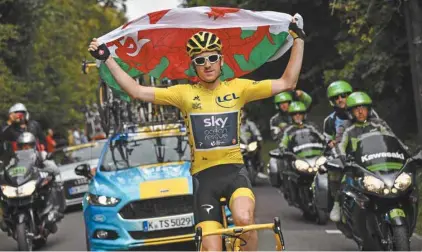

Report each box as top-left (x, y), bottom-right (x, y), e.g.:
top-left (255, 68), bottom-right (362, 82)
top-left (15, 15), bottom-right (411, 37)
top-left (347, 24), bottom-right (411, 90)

top-left (112, 119), bottom-right (186, 137)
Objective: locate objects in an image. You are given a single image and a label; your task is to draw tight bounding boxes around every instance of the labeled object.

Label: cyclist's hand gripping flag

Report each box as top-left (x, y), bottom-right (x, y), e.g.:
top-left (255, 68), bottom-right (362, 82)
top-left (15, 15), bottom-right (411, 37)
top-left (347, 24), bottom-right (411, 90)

top-left (93, 7), bottom-right (304, 101)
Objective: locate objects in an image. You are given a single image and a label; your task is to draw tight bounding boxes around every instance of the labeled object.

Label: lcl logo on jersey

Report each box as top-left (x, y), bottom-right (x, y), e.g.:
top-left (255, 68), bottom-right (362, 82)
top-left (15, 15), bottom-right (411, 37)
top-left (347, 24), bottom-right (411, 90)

top-left (215, 93), bottom-right (240, 108)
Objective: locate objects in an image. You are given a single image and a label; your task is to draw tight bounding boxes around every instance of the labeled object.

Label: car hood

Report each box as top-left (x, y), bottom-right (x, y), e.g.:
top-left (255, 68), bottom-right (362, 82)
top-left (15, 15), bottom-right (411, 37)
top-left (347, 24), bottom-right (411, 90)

top-left (91, 161), bottom-right (192, 202)
top-left (59, 159), bottom-right (99, 181)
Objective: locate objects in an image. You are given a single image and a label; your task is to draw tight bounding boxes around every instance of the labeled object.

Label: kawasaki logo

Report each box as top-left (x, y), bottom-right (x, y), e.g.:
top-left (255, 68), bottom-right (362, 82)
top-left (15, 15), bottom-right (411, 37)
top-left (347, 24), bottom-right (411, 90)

top-left (361, 152), bottom-right (405, 163)
top-left (292, 143), bottom-right (324, 152)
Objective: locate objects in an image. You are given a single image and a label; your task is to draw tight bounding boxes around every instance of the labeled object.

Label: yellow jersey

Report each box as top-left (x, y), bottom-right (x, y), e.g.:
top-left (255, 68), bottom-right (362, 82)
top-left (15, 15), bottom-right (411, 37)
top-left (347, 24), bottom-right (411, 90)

top-left (154, 78), bottom-right (272, 174)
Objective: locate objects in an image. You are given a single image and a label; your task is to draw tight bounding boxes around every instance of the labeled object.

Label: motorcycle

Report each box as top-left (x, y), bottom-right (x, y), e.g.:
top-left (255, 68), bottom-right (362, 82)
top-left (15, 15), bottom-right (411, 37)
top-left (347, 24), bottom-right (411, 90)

top-left (240, 134), bottom-right (260, 186)
top-left (322, 132), bottom-right (420, 250)
top-left (0, 149), bottom-right (61, 251)
top-left (269, 130), bottom-right (330, 224)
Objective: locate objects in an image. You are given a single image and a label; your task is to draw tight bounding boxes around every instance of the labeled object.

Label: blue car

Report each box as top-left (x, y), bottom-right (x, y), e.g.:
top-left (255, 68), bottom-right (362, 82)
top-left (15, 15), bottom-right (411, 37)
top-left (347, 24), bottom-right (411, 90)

top-left (75, 124), bottom-right (202, 250)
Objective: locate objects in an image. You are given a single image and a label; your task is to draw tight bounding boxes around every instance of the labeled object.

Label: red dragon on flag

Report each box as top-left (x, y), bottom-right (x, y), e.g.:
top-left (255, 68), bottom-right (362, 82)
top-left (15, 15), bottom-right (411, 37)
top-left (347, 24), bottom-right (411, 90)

top-left (96, 6), bottom-right (304, 101)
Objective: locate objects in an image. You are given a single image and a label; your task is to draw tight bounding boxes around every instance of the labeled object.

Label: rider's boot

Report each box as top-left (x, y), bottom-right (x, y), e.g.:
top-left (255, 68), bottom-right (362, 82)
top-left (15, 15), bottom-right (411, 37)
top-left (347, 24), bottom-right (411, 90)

top-left (0, 205), bottom-right (7, 232)
top-left (330, 201), bottom-right (341, 222)
top-left (49, 181), bottom-right (64, 221)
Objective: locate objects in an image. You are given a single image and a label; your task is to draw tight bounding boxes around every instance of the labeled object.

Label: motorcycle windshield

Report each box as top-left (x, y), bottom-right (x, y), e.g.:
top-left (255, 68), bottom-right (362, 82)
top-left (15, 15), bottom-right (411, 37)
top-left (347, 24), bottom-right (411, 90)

top-left (354, 133), bottom-right (408, 174)
top-left (5, 150), bottom-right (37, 186)
top-left (288, 129), bottom-right (324, 158)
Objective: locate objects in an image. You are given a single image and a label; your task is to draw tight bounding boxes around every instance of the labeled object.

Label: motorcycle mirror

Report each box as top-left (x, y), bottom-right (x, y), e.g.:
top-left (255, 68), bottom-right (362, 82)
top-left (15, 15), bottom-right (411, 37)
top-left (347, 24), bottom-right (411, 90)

top-left (75, 163), bottom-right (93, 179)
top-left (324, 158), bottom-right (344, 170)
top-left (269, 149), bottom-right (282, 159)
top-left (412, 149), bottom-right (422, 160)
top-left (318, 165), bottom-right (327, 174)
top-left (46, 152), bottom-right (54, 160)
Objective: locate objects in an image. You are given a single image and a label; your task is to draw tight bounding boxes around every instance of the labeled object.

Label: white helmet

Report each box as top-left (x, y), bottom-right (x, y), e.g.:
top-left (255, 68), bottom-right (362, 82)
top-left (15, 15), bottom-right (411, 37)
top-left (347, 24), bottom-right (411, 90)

top-left (9, 103), bottom-right (29, 120)
top-left (16, 132), bottom-right (37, 150)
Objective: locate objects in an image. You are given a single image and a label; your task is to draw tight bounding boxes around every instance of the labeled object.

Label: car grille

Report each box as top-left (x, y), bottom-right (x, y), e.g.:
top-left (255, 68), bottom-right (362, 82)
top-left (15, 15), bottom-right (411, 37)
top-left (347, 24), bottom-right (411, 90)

top-left (63, 179), bottom-right (88, 200)
top-left (119, 195), bottom-right (193, 220)
top-left (128, 227), bottom-right (194, 240)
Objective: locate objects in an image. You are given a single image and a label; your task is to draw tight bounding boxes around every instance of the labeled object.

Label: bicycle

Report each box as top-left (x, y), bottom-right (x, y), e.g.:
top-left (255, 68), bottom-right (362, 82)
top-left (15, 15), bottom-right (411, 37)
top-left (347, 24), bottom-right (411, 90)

top-left (194, 198), bottom-right (285, 251)
top-left (81, 59), bottom-right (184, 134)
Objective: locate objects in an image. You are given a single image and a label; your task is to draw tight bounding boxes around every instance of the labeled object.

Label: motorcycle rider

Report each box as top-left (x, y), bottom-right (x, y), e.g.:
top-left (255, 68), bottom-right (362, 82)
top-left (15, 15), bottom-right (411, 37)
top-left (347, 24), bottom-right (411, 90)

top-left (270, 90), bottom-right (312, 141)
top-left (240, 108), bottom-right (265, 177)
top-left (278, 101), bottom-right (326, 203)
top-left (0, 132), bottom-right (64, 231)
top-left (1, 103), bottom-right (46, 150)
top-left (323, 80), bottom-right (379, 147)
top-left (329, 91), bottom-right (408, 222)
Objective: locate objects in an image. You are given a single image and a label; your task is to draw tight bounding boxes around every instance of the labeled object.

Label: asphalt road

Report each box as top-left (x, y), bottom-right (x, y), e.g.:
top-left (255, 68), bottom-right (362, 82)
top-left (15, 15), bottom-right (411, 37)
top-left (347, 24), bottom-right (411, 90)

top-left (0, 179), bottom-right (421, 251)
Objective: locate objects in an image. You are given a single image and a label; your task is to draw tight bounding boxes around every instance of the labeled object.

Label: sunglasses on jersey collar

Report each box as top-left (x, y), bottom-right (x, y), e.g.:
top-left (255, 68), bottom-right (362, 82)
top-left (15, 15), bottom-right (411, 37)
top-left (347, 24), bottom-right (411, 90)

top-left (192, 54), bottom-right (221, 66)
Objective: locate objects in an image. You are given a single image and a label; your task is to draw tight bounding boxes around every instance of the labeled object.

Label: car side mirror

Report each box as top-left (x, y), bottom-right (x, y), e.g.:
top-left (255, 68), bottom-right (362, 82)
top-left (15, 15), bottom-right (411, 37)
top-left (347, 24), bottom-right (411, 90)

top-left (75, 163), bottom-right (93, 179)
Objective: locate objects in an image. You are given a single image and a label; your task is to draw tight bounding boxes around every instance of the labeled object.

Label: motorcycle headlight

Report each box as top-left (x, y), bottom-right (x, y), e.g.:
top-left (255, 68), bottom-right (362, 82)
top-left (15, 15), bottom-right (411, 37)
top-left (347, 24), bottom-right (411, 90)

top-left (394, 173), bottom-right (412, 191)
top-left (362, 175), bottom-right (385, 193)
top-left (315, 156), bottom-right (327, 167)
top-left (87, 193), bottom-right (120, 206)
top-left (247, 142), bottom-right (258, 152)
top-left (1, 180), bottom-right (37, 198)
top-left (294, 160), bottom-right (310, 171)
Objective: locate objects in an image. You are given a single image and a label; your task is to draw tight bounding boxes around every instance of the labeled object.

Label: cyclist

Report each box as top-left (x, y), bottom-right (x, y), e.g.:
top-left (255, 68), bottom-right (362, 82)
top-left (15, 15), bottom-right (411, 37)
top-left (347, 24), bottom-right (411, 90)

top-left (88, 18), bottom-right (305, 251)
top-left (330, 92), bottom-right (407, 221)
top-left (270, 90), bottom-right (312, 141)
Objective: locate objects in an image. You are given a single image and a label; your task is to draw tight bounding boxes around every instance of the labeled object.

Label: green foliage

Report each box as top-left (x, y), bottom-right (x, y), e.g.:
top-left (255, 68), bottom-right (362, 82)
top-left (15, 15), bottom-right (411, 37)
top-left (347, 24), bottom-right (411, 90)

top-left (324, 0), bottom-right (409, 94)
top-left (0, 0), bottom-right (126, 132)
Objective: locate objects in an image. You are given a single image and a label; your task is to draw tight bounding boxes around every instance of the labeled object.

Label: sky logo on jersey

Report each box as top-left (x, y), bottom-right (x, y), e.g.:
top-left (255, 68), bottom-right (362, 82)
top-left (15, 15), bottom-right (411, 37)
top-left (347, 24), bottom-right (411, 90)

top-left (204, 116), bottom-right (228, 128)
top-left (190, 111), bottom-right (238, 150)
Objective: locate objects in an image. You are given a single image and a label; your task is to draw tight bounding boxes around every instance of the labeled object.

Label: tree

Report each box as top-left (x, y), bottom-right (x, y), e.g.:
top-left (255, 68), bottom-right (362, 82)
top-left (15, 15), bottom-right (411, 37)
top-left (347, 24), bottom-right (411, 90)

top-left (325, 0), bottom-right (415, 137)
top-left (0, 0), bottom-right (126, 133)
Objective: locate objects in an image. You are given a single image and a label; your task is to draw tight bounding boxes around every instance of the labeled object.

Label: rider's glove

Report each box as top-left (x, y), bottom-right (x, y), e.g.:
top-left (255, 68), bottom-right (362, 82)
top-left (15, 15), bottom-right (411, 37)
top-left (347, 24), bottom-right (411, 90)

top-left (288, 22), bottom-right (306, 40)
top-left (90, 44), bottom-right (111, 61)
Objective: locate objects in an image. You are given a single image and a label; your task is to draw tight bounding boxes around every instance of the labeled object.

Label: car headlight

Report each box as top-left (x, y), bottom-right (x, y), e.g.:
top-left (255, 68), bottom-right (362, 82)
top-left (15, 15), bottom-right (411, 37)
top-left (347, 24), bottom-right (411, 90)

top-left (87, 193), bottom-right (120, 206)
top-left (247, 142), bottom-right (258, 152)
top-left (362, 175), bottom-right (385, 193)
top-left (394, 173), bottom-right (412, 190)
top-left (315, 156), bottom-right (327, 167)
top-left (295, 160), bottom-right (310, 171)
top-left (1, 180), bottom-right (37, 198)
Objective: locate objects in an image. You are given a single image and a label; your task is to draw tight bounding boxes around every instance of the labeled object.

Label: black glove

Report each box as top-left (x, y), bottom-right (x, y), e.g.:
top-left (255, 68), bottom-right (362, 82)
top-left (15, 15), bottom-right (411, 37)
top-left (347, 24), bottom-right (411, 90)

top-left (89, 44), bottom-right (111, 61)
top-left (289, 22), bottom-right (306, 40)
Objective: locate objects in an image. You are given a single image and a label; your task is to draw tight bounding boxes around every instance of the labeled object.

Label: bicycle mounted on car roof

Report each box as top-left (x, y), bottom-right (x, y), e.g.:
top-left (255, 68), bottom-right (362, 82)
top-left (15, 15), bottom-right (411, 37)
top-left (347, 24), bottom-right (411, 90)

top-left (81, 60), bottom-right (184, 137)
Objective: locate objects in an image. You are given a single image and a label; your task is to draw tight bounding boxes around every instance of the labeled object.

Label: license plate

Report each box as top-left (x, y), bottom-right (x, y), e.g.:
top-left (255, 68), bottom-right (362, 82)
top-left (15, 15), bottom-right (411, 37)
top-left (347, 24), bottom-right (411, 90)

top-left (143, 214), bottom-right (194, 232)
top-left (68, 185), bottom-right (88, 195)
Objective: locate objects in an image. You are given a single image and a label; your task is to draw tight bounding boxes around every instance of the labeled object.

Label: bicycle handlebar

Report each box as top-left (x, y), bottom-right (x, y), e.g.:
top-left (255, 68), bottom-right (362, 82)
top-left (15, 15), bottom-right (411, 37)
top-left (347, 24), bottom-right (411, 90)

top-left (82, 59), bottom-right (97, 74)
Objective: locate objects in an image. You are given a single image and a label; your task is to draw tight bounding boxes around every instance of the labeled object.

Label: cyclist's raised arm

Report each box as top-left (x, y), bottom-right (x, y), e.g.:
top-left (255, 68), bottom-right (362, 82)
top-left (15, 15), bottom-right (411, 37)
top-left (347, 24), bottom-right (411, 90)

top-left (88, 38), bottom-right (184, 107)
top-left (104, 57), bottom-right (155, 102)
top-left (271, 38), bottom-right (304, 96)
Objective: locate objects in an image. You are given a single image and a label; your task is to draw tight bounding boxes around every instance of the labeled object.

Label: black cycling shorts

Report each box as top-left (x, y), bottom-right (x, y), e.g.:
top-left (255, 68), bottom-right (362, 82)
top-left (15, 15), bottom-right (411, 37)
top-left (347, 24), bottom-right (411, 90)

top-left (192, 163), bottom-right (254, 231)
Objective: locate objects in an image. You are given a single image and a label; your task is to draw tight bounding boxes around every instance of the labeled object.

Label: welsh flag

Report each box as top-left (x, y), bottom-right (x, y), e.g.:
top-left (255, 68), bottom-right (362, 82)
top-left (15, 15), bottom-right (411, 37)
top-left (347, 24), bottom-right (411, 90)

top-left (96, 6), bottom-right (304, 101)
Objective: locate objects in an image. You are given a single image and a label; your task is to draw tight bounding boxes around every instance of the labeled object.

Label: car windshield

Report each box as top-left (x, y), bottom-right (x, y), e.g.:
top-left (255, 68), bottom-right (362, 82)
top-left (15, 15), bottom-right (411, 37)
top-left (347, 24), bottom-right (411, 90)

top-left (54, 142), bottom-right (105, 166)
top-left (100, 135), bottom-right (190, 172)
